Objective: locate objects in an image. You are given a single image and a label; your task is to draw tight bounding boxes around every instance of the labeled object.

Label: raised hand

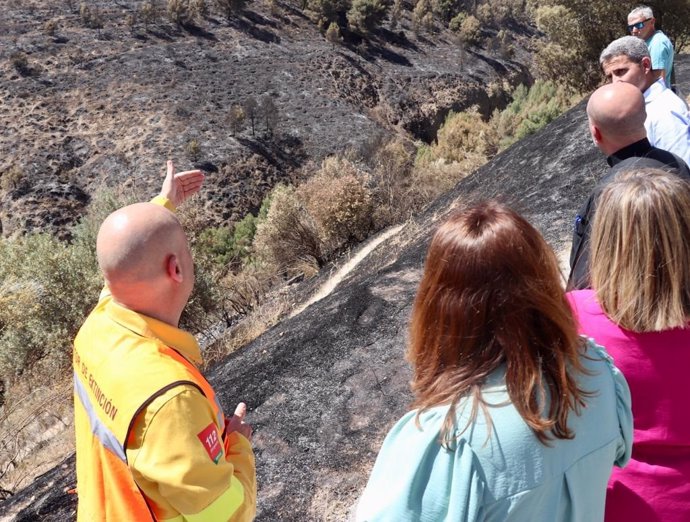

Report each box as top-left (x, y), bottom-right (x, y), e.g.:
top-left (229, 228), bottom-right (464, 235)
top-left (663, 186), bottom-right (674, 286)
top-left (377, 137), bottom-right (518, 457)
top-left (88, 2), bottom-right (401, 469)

top-left (160, 160), bottom-right (205, 208)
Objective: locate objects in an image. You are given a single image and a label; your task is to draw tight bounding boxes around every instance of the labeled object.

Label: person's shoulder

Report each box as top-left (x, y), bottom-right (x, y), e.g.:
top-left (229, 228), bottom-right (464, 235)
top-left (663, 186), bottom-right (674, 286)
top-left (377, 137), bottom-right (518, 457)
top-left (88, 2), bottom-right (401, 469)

top-left (654, 30), bottom-right (673, 45)
top-left (648, 30), bottom-right (672, 48)
top-left (644, 147), bottom-right (688, 168)
top-left (136, 383), bottom-right (207, 426)
top-left (661, 88), bottom-right (688, 113)
top-left (566, 288), bottom-right (595, 308)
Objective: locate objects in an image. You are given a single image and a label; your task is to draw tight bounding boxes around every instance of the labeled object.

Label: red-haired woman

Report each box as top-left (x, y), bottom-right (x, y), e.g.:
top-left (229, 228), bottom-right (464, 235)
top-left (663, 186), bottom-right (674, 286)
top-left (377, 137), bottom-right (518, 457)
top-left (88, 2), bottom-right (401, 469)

top-left (356, 201), bottom-right (632, 521)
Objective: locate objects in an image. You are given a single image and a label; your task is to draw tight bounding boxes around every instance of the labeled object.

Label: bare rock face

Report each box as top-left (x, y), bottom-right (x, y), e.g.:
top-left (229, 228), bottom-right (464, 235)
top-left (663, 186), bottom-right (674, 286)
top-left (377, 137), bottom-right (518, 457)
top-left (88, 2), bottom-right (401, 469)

top-left (0, 1), bottom-right (531, 237)
top-left (0, 74), bottom-right (611, 521)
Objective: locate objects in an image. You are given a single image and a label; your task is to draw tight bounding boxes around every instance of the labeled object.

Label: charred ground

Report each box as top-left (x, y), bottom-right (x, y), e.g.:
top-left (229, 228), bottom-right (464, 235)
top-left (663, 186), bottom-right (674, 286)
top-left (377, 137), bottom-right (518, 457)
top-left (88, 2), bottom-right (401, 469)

top-left (0, 0), bottom-right (534, 238)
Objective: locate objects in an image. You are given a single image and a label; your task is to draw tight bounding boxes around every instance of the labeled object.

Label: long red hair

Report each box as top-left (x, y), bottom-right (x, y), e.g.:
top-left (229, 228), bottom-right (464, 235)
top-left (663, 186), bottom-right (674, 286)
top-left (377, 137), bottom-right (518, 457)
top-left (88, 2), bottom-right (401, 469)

top-left (408, 201), bottom-right (588, 447)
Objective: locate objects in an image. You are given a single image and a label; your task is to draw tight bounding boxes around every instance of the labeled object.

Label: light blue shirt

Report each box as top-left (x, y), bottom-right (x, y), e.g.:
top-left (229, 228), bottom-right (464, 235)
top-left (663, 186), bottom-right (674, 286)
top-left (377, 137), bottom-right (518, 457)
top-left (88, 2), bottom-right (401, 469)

top-left (646, 31), bottom-right (673, 87)
top-left (356, 340), bottom-right (633, 522)
top-left (644, 78), bottom-right (690, 165)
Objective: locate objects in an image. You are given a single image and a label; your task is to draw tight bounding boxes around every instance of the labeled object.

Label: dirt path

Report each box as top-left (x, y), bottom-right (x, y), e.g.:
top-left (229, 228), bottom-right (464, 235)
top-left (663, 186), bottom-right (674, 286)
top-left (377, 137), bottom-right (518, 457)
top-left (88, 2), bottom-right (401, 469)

top-left (290, 224), bottom-right (405, 318)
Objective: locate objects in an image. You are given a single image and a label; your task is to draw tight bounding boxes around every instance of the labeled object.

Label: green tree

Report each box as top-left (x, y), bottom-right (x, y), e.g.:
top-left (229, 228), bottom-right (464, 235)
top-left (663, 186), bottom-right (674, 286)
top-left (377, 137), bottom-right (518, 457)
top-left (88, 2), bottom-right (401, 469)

top-left (448, 11), bottom-right (466, 32)
top-left (432, 0), bottom-right (458, 22)
top-left (412, 0), bottom-right (432, 33)
top-left (347, 0), bottom-right (389, 33)
top-left (308, 0), bottom-right (349, 24)
top-left (458, 14), bottom-right (481, 45)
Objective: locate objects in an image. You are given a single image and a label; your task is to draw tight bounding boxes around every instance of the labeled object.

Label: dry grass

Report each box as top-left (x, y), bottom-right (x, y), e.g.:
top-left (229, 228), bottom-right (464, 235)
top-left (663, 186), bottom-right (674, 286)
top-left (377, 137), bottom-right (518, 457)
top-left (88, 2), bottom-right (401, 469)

top-left (204, 291), bottom-right (291, 365)
top-left (0, 377), bottom-right (73, 498)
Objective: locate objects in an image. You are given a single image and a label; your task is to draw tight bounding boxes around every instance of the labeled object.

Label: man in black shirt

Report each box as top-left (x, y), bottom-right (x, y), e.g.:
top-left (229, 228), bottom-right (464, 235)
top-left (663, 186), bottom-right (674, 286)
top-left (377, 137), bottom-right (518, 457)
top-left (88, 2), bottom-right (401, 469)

top-left (568, 82), bottom-right (690, 289)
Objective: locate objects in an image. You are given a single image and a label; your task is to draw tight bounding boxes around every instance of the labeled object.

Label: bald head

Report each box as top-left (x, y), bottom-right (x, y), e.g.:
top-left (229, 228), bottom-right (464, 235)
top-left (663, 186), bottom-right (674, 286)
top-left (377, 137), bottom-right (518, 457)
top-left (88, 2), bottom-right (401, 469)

top-left (587, 82), bottom-right (647, 154)
top-left (97, 202), bottom-right (193, 324)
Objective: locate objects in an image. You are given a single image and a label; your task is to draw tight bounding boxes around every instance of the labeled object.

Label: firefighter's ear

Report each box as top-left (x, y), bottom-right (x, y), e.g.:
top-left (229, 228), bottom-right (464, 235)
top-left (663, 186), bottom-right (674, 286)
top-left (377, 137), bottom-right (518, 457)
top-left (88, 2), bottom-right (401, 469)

top-left (166, 254), bottom-right (183, 283)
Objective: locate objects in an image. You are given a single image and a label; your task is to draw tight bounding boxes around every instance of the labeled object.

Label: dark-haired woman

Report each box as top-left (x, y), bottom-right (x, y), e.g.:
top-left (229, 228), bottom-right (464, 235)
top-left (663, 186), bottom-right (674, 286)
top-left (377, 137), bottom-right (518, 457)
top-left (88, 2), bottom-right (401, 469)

top-left (567, 169), bottom-right (690, 522)
top-left (356, 201), bottom-right (632, 521)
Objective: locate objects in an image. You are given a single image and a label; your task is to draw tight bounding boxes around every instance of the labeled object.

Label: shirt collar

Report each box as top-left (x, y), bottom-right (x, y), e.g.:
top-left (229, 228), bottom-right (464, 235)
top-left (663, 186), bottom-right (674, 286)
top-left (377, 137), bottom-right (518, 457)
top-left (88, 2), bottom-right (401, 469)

top-left (607, 138), bottom-right (653, 167)
top-left (104, 296), bottom-right (202, 366)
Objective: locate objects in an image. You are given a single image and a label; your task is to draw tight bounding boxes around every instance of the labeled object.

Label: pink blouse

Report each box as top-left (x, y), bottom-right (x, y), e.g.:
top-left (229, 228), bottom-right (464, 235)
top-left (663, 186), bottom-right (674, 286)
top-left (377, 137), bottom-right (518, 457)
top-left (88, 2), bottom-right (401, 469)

top-left (567, 289), bottom-right (690, 521)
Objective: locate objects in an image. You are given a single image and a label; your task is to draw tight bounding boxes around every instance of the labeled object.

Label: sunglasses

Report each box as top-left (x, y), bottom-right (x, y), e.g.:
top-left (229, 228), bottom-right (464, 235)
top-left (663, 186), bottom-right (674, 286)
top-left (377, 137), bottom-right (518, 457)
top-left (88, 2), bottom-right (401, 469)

top-left (628, 18), bottom-right (652, 32)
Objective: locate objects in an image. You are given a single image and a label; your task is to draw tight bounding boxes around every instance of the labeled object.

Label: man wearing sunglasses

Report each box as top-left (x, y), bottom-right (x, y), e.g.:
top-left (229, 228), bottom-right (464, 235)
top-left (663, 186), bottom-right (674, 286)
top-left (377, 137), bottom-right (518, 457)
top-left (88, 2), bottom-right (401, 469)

top-left (601, 36), bottom-right (690, 166)
top-left (627, 5), bottom-right (673, 88)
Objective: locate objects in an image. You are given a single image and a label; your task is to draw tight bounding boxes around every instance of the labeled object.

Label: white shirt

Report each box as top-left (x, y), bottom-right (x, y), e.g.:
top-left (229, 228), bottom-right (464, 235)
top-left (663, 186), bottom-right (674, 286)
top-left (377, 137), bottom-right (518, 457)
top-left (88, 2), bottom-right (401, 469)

top-left (644, 78), bottom-right (690, 165)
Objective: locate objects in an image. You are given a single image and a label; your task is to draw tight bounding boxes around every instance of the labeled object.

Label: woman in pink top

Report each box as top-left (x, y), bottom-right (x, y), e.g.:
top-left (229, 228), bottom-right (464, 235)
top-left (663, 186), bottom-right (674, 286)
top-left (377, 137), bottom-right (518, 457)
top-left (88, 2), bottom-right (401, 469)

top-left (567, 168), bottom-right (690, 521)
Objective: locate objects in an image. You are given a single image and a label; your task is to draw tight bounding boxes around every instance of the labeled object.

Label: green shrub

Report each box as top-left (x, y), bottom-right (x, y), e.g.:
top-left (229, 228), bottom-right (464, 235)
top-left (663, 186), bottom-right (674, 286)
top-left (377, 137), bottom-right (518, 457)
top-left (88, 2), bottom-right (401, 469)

top-left (44, 19), bottom-right (59, 36)
top-left (0, 231), bottom-right (100, 379)
top-left (448, 11), bottom-right (466, 32)
top-left (257, 190), bottom-right (272, 221)
top-left (432, 0), bottom-right (458, 22)
top-left (194, 213), bottom-right (257, 268)
top-left (252, 185), bottom-right (322, 278)
top-left (491, 80), bottom-right (579, 149)
top-left (196, 226), bottom-right (234, 266)
top-left (532, 1), bottom-right (637, 91)
top-left (475, 0), bottom-right (525, 26)
top-left (458, 14), bottom-right (481, 46)
top-left (0, 189), bottom-right (147, 382)
top-left (1, 165), bottom-right (25, 192)
top-left (325, 21), bottom-right (342, 44)
top-left (299, 157), bottom-right (374, 254)
top-left (232, 213), bottom-right (257, 262)
top-left (186, 138), bottom-right (201, 162)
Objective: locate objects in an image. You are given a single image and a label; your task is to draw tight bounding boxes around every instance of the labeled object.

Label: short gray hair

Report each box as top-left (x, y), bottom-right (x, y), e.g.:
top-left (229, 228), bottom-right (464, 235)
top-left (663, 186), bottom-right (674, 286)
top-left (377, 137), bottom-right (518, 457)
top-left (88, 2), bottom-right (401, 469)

top-left (600, 36), bottom-right (650, 66)
top-left (628, 5), bottom-right (654, 20)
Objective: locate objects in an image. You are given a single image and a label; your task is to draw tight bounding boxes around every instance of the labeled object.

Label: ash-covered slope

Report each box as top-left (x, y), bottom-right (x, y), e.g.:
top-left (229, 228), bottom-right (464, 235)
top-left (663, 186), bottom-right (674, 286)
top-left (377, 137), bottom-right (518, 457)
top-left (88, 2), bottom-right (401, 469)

top-left (221, 96), bottom-right (601, 521)
top-left (0, 82), bottom-right (606, 522)
top-left (0, 0), bottom-right (532, 238)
